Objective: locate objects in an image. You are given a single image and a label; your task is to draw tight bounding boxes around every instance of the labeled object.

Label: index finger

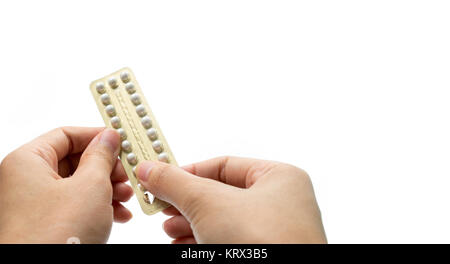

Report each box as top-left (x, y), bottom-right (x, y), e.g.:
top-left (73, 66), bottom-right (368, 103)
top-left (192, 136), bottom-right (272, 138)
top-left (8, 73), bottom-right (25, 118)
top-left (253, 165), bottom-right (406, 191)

top-left (25, 126), bottom-right (105, 170)
top-left (182, 156), bottom-right (280, 188)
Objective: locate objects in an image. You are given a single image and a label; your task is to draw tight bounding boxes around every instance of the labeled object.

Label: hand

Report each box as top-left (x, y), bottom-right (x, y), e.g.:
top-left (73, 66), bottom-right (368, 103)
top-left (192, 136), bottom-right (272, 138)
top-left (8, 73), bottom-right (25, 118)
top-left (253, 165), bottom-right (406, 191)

top-left (137, 156), bottom-right (327, 244)
top-left (0, 127), bottom-right (133, 243)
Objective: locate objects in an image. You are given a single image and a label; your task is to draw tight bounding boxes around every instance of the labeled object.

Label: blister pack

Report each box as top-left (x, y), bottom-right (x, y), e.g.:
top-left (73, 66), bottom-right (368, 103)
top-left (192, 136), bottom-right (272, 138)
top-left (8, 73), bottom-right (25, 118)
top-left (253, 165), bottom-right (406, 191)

top-left (90, 67), bottom-right (175, 215)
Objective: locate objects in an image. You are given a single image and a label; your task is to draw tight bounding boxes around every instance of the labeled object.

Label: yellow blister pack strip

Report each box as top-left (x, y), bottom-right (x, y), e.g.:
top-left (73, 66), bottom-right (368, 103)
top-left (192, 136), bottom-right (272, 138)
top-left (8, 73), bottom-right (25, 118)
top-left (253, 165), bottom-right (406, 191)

top-left (90, 67), bottom-right (173, 215)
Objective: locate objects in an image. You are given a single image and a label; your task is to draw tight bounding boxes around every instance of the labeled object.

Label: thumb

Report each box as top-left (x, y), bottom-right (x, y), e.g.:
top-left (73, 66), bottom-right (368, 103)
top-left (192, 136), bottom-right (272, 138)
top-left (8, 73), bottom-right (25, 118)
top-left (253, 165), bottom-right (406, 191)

top-left (137, 161), bottom-right (221, 217)
top-left (74, 128), bottom-right (120, 184)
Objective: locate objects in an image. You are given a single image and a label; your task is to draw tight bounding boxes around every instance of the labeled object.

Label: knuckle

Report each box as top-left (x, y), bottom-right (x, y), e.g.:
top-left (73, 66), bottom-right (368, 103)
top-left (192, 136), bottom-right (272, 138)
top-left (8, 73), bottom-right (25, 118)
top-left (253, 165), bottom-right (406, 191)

top-left (215, 155), bottom-right (233, 166)
top-left (245, 160), bottom-right (279, 186)
top-left (92, 146), bottom-right (111, 158)
top-left (279, 163), bottom-right (311, 184)
top-left (83, 148), bottom-right (112, 165)
top-left (0, 152), bottom-right (16, 169)
top-left (51, 126), bottom-right (66, 136)
top-left (55, 126), bottom-right (65, 133)
top-left (216, 155), bottom-right (232, 161)
top-left (0, 149), bottom-right (25, 174)
top-left (283, 163), bottom-right (307, 174)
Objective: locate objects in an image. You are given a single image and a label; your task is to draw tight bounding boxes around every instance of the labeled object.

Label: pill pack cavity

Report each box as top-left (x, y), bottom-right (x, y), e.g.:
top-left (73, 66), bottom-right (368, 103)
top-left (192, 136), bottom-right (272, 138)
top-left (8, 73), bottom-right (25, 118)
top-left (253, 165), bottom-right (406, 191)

top-left (90, 67), bottom-right (174, 215)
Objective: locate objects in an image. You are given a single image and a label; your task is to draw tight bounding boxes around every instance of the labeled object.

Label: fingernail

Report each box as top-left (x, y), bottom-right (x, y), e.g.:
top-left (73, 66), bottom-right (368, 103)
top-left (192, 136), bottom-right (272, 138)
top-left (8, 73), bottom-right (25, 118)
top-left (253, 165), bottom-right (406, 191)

top-left (138, 161), bottom-right (155, 182)
top-left (99, 128), bottom-right (120, 155)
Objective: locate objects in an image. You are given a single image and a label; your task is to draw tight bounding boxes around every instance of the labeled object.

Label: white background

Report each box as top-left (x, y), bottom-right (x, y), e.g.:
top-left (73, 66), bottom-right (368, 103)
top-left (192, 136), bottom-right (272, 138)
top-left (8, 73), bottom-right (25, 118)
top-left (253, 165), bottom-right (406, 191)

top-left (1, 1), bottom-right (449, 243)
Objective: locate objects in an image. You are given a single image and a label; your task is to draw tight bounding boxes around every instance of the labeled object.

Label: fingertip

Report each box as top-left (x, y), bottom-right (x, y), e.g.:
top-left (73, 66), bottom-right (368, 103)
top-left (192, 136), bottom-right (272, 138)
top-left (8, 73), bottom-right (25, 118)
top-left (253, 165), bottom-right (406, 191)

top-left (99, 128), bottom-right (121, 156)
top-left (113, 202), bottom-right (133, 223)
top-left (137, 161), bottom-right (156, 182)
top-left (163, 218), bottom-right (176, 238)
top-left (104, 127), bottom-right (120, 137)
top-left (136, 161), bottom-right (212, 214)
top-left (162, 219), bottom-right (170, 234)
top-left (172, 237), bottom-right (197, 244)
top-left (113, 182), bottom-right (134, 202)
top-left (163, 215), bottom-right (193, 239)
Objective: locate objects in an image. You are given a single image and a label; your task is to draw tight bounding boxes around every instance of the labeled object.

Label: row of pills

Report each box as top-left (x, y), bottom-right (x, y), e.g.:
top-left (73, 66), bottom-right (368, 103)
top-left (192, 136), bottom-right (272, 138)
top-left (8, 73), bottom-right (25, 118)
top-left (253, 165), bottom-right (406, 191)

top-left (96, 77), bottom-right (146, 201)
top-left (95, 71), bottom-right (167, 204)
top-left (121, 74), bottom-right (165, 204)
top-left (95, 80), bottom-right (139, 170)
top-left (119, 72), bottom-right (170, 164)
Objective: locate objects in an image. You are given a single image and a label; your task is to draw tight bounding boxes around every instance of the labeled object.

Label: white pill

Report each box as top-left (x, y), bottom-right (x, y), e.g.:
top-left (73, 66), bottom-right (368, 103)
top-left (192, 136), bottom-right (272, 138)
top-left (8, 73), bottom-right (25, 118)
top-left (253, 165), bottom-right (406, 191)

top-left (130, 93), bottom-right (141, 105)
top-left (136, 104), bottom-right (147, 117)
top-left (132, 166), bottom-right (137, 177)
top-left (121, 140), bottom-right (132, 153)
top-left (117, 128), bottom-right (127, 140)
top-left (105, 105), bottom-right (116, 117)
top-left (100, 94), bottom-right (111, 105)
top-left (141, 116), bottom-right (152, 129)
top-left (120, 71), bottom-right (130, 83)
top-left (158, 153), bottom-right (169, 163)
top-left (110, 116), bottom-right (121, 128)
top-left (146, 128), bottom-right (158, 141)
top-left (127, 153), bottom-right (138, 165)
top-left (125, 83), bottom-right (136, 94)
top-left (96, 82), bottom-right (106, 94)
top-left (152, 140), bottom-right (163, 153)
top-left (108, 77), bottom-right (118, 88)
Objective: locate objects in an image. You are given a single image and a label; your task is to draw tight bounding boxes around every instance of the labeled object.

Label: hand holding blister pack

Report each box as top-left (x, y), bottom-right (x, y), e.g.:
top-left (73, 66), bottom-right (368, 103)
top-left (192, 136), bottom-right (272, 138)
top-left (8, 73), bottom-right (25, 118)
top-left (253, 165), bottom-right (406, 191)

top-left (0, 66), bottom-right (326, 244)
top-left (90, 68), bottom-right (175, 215)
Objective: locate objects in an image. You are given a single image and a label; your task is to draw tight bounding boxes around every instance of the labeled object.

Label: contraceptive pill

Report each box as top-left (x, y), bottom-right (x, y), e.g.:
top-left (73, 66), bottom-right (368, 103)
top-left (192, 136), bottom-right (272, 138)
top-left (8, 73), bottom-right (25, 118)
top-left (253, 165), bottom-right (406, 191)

top-left (90, 67), bottom-right (177, 215)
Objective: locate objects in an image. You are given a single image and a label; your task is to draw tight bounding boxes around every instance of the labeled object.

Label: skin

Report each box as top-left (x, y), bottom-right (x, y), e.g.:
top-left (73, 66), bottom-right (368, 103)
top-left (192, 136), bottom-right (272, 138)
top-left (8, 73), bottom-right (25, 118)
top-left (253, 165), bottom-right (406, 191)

top-left (0, 127), bottom-right (133, 243)
top-left (137, 156), bottom-right (327, 244)
top-left (0, 127), bottom-right (326, 243)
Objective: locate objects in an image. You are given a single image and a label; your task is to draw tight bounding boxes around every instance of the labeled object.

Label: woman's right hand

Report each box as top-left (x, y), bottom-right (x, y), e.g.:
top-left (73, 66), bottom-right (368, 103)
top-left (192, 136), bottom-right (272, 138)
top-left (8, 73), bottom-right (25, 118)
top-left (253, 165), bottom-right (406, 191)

top-left (137, 156), bottom-right (327, 244)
